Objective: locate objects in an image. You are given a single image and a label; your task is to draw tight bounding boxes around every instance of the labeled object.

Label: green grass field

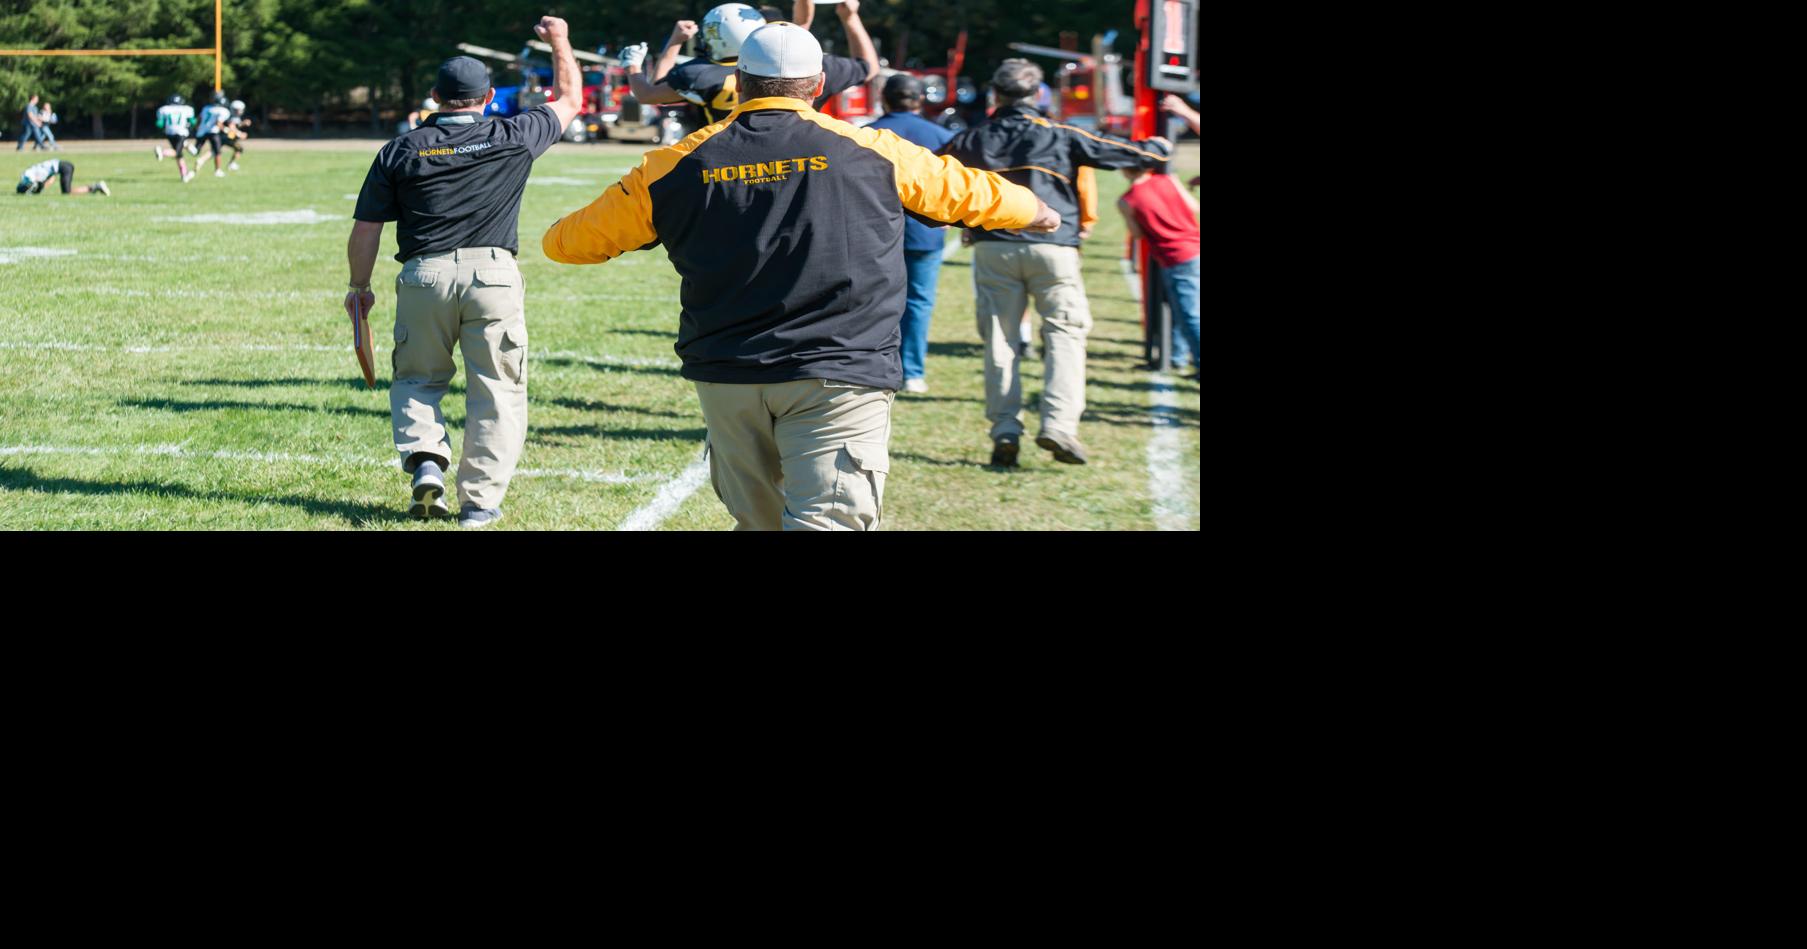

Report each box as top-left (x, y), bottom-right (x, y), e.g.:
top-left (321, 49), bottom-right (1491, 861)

top-left (1, 138), bottom-right (1198, 530)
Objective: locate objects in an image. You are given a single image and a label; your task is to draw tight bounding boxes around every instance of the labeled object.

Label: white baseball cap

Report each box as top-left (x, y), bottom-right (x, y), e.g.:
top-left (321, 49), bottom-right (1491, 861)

top-left (738, 22), bottom-right (823, 79)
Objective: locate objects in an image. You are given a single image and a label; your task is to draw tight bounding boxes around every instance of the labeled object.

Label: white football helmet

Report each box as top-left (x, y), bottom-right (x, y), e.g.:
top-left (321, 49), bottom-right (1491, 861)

top-left (231, 99), bottom-right (246, 113)
top-left (700, 3), bottom-right (765, 63)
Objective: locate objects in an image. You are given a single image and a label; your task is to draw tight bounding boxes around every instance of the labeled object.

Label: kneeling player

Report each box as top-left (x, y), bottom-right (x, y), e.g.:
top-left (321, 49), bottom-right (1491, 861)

top-left (16, 159), bottom-right (108, 196)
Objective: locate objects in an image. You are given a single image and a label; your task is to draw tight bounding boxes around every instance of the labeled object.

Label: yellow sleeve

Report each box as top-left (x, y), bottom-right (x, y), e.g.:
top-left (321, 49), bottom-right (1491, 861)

top-left (807, 116), bottom-right (1040, 230)
top-left (542, 163), bottom-right (659, 264)
top-left (1077, 166), bottom-right (1098, 233)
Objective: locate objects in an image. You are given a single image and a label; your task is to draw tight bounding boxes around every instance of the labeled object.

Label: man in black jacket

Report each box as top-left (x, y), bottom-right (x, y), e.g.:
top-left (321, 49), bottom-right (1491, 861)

top-left (941, 59), bottom-right (1171, 467)
top-left (545, 24), bottom-right (1054, 530)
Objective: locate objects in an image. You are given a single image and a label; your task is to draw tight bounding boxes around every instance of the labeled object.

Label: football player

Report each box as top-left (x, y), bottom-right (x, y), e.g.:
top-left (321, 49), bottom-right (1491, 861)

top-left (153, 93), bottom-right (197, 182)
top-left (623, 0), bottom-right (877, 125)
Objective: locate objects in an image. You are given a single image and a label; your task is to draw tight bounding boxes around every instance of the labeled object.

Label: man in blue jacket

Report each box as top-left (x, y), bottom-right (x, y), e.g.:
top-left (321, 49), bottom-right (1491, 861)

top-left (867, 74), bottom-right (953, 394)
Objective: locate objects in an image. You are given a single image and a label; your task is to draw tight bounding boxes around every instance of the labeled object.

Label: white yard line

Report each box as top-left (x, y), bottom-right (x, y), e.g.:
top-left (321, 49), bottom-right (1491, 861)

top-left (1119, 257), bottom-right (1142, 303)
top-left (0, 339), bottom-right (682, 368)
top-left (616, 447), bottom-right (710, 531)
top-left (39, 286), bottom-right (339, 302)
top-left (158, 209), bottom-right (344, 225)
top-left (1, 443), bottom-right (658, 485)
top-left (942, 230), bottom-right (963, 262)
top-left (1123, 258), bottom-right (1190, 530)
top-left (1144, 374), bottom-right (1191, 531)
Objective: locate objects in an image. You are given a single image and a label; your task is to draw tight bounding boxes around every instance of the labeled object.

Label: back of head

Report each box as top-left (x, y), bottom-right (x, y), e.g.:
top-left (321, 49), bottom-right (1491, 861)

top-left (435, 55), bottom-right (493, 109)
top-left (737, 21), bottom-right (824, 101)
top-left (168, 93), bottom-right (186, 107)
top-left (883, 73), bottom-right (925, 113)
top-left (702, 3), bottom-right (767, 62)
top-left (989, 58), bottom-right (1043, 106)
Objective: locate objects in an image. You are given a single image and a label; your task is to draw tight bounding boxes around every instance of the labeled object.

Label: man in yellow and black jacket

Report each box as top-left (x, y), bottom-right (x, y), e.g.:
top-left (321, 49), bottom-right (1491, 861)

top-left (543, 22), bottom-right (1056, 531)
top-left (940, 59), bottom-right (1172, 468)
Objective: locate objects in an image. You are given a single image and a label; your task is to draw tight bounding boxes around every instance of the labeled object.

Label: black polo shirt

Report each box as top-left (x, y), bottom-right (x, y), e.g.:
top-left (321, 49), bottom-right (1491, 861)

top-left (354, 106), bottom-right (562, 262)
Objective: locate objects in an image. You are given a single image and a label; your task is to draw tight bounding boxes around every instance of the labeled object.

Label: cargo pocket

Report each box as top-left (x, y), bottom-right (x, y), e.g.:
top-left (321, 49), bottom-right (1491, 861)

top-left (498, 322), bottom-right (528, 387)
top-left (391, 323), bottom-right (407, 373)
top-left (473, 268), bottom-right (518, 291)
top-left (705, 437), bottom-right (724, 504)
top-left (397, 268), bottom-right (440, 289)
top-left (835, 442), bottom-right (890, 530)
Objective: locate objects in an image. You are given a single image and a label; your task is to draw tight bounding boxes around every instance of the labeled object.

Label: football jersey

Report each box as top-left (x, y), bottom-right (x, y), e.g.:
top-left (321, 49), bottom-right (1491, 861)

top-left (666, 55), bottom-right (871, 124)
top-left (195, 104), bottom-right (231, 136)
top-left (20, 158), bottom-right (58, 187)
top-left (156, 104), bottom-right (195, 134)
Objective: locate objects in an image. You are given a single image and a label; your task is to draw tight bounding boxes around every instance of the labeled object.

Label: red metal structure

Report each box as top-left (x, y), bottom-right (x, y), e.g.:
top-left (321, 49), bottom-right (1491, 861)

top-left (1133, 0), bottom-right (1163, 366)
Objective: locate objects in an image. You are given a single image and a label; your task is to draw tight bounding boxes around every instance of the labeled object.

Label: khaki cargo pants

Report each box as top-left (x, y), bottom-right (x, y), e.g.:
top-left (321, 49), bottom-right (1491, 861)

top-left (391, 247), bottom-right (528, 511)
top-left (694, 378), bottom-right (893, 531)
top-left (972, 242), bottom-right (1094, 441)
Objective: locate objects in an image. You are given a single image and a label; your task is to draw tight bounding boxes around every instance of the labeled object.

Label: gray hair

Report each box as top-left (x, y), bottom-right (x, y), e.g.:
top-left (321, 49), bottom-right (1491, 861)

top-left (740, 72), bottom-right (821, 102)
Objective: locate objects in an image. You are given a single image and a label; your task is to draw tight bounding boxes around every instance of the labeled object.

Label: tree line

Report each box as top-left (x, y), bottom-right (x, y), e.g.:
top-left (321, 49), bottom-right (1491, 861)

top-left (2, 0), bottom-right (1140, 137)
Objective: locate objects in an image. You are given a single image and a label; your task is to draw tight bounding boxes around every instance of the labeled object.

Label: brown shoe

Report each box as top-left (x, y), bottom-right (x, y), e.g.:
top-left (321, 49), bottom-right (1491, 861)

top-left (989, 434), bottom-right (1019, 467)
top-left (1035, 431), bottom-right (1089, 465)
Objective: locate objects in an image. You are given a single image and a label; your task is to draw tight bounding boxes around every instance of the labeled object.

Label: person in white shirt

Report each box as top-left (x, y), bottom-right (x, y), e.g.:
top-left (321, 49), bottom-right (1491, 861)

top-left (153, 93), bottom-right (198, 182)
top-left (16, 158), bottom-right (107, 196)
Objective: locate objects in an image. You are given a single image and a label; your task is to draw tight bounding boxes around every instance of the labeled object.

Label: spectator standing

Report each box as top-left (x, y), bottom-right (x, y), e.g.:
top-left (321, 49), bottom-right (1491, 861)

top-left (867, 73), bottom-right (953, 394)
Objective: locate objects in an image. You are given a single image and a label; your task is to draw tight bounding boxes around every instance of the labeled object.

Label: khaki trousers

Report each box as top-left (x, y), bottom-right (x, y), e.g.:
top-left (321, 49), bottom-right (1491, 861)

top-left (972, 242), bottom-right (1094, 441)
top-left (391, 247), bottom-right (528, 511)
top-left (694, 378), bottom-right (893, 531)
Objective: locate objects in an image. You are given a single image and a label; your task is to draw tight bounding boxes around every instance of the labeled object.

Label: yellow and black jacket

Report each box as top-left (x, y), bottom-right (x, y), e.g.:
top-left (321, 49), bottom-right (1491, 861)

top-left (940, 103), bottom-right (1169, 248)
top-left (543, 97), bottom-right (1038, 390)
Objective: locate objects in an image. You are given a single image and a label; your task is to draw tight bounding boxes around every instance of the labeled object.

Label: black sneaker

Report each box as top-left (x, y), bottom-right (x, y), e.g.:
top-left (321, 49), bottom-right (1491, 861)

top-left (1035, 431), bottom-right (1089, 465)
top-left (989, 434), bottom-right (1020, 468)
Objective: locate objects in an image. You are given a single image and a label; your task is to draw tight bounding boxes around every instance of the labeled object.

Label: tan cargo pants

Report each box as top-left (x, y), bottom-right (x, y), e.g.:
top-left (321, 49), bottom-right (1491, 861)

top-left (694, 378), bottom-right (893, 531)
top-left (391, 247), bottom-right (528, 511)
top-left (972, 242), bottom-right (1094, 441)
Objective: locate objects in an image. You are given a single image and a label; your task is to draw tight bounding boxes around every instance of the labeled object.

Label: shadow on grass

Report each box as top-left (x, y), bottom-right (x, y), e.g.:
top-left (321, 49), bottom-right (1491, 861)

top-left (0, 466), bottom-right (405, 526)
top-left (1087, 378), bottom-right (1166, 393)
top-left (1088, 396), bottom-right (1198, 414)
top-left (532, 424), bottom-right (708, 443)
top-left (1084, 400), bottom-right (1198, 425)
top-left (181, 377), bottom-right (431, 394)
top-left (607, 328), bottom-right (676, 338)
top-left (927, 341), bottom-right (984, 359)
top-left (536, 355), bottom-right (683, 377)
top-left (121, 397), bottom-right (390, 418)
top-left (892, 450), bottom-right (1053, 475)
top-left (893, 393), bottom-right (982, 405)
top-left (542, 396), bottom-right (696, 419)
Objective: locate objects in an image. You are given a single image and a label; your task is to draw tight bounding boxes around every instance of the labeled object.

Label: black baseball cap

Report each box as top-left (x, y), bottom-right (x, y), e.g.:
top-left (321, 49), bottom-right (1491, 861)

top-left (435, 56), bottom-right (492, 100)
top-left (883, 73), bottom-right (925, 110)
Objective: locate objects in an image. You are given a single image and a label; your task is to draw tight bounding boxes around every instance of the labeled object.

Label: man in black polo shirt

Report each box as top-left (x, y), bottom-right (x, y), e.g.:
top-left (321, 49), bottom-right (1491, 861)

top-left (346, 16), bottom-right (583, 528)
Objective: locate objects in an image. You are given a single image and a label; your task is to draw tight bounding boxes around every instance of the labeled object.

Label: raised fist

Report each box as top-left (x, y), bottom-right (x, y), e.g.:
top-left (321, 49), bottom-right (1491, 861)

top-left (535, 16), bottom-right (569, 42)
top-left (618, 42), bottom-right (649, 70)
top-left (671, 20), bottom-right (699, 42)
